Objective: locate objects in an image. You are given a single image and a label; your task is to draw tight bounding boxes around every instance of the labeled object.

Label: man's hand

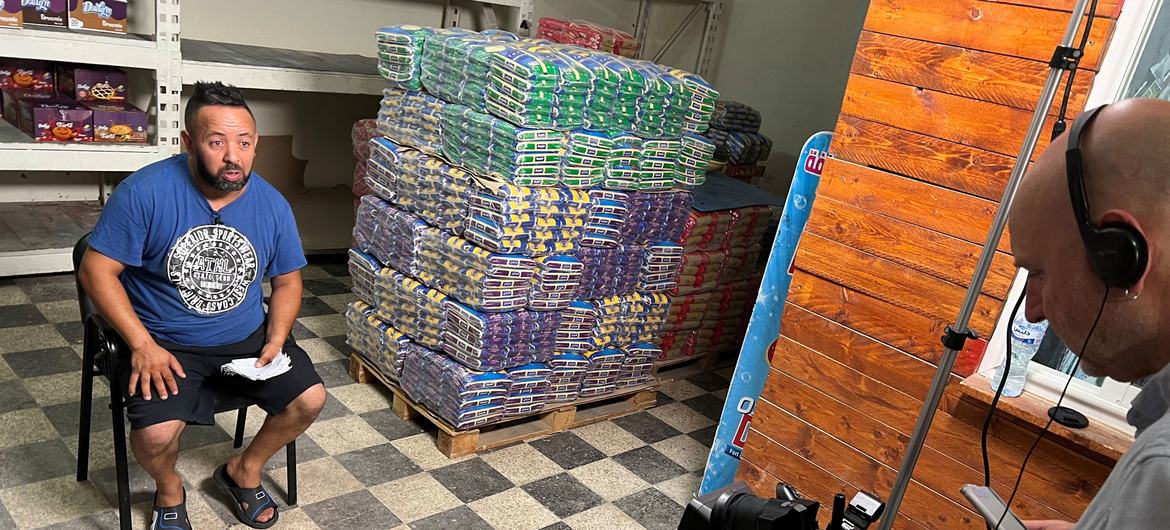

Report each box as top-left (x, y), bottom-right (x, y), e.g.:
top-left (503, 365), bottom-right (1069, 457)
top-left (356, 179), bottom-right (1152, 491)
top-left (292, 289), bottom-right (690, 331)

top-left (256, 342), bottom-right (282, 368)
top-left (1024, 520), bottom-right (1076, 530)
top-left (128, 341), bottom-right (185, 401)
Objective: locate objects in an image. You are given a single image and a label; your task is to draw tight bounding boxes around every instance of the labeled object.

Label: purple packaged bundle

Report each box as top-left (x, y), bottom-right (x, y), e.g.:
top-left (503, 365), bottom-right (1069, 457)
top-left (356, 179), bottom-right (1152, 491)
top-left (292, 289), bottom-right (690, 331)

top-left (550, 352), bottom-right (589, 370)
top-left (504, 402), bottom-right (546, 416)
top-left (579, 385), bottom-right (615, 397)
top-left (507, 363), bottom-right (552, 380)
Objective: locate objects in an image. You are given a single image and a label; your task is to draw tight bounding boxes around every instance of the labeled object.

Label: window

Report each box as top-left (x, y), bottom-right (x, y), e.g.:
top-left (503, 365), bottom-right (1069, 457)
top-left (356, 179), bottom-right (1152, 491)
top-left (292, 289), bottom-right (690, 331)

top-left (980, 0), bottom-right (1170, 434)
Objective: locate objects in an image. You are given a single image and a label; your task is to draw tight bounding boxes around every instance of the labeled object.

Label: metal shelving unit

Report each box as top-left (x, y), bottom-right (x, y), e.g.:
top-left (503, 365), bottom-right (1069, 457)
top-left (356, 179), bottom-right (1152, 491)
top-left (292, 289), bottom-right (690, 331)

top-left (0, 2), bottom-right (181, 277)
top-left (181, 40), bottom-right (382, 96)
top-left (635, 0), bottom-right (723, 79)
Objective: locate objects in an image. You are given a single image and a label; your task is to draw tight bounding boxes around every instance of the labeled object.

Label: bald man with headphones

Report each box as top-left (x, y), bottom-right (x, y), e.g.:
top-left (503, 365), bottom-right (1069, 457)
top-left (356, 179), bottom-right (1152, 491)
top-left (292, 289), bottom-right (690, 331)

top-left (1010, 98), bottom-right (1170, 529)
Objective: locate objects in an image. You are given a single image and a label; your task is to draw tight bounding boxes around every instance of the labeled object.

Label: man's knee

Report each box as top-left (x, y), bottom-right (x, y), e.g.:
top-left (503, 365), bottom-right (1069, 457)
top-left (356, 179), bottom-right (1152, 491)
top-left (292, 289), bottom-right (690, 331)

top-left (131, 420), bottom-right (185, 457)
top-left (287, 384), bottom-right (325, 422)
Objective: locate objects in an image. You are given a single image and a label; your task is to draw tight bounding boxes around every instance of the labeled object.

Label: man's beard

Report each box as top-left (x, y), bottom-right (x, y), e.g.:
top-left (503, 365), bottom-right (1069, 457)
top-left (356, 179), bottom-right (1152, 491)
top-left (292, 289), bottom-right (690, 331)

top-left (196, 156), bottom-right (248, 192)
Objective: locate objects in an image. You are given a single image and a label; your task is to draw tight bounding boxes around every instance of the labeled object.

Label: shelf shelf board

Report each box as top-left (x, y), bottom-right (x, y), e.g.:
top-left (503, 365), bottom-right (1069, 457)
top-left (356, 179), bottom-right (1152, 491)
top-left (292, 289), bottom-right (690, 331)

top-left (0, 27), bottom-right (159, 70)
top-left (181, 40), bottom-right (384, 96)
top-left (0, 120), bottom-right (168, 172)
top-left (0, 200), bottom-right (100, 276)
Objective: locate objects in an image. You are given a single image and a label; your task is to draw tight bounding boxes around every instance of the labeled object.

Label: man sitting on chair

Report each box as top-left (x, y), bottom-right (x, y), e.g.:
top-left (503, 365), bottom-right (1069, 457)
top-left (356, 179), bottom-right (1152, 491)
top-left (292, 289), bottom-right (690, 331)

top-left (79, 81), bottom-right (326, 529)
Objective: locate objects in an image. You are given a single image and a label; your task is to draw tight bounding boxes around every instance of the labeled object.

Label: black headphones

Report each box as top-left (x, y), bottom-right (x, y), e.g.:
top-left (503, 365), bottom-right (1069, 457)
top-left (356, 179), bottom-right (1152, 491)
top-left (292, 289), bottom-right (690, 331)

top-left (1065, 104), bottom-right (1149, 289)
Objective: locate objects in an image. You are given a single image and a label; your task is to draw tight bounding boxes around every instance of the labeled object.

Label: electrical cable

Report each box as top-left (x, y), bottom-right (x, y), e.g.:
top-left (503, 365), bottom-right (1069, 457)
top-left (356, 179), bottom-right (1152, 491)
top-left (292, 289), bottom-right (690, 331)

top-left (980, 294), bottom-right (1026, 529)
top-left (993, 288), bottom-right (1111, 530)
top-left (1052, 0), bottom-right (1100, 140)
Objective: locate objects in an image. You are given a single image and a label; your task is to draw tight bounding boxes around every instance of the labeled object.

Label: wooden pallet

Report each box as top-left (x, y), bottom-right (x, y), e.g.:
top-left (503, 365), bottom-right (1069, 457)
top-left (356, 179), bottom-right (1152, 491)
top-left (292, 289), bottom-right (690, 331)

top-left (652, 352), bottom-right (720, 383)
top-left (348, 353), bottom-right (659, 459)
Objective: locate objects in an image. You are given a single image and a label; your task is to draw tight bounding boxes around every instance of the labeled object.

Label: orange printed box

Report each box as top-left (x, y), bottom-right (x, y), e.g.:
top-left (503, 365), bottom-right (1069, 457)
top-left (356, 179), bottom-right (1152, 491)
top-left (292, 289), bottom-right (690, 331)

top-left (69, 0), bottom-right (126, 33)
top-left (0, 0), bottom-right (22, 29)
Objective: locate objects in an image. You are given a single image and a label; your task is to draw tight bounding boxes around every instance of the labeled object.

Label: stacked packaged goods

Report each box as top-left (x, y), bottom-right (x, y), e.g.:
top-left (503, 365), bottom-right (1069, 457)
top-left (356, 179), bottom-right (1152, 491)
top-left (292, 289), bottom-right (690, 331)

top-left (561, 130), bottom-right (611, 188)
top-left (464, 177), bottom-right (588, 256)
top-left (378, 88), bottom-right (444, 155)
top-left (581, 189), bottom-right (627, 248)
top-left (548, 353), bottom-right (588, 403)
top-left (442, 301), bottom-right (560, 371)
top-left (416, 228), bottom-right (537, 312)
top-left (348, 249), bottom-right (380, 305)
top-left (618, 342), bottom-right (659, 387)
top-left (530, 255), bottom-right (584, 311)
top-left (580, 348), bottom-right (625, 397)
top-left (504, 363), bottom-right (552, 416)
top-left (346, 301), bottom-right (411, 381)
top-left (376, 25), bottom-right (431, 90)
top-left (353, 195), bottom-right (427, 277)
top-left (373, 268), bottom-right (447, 351)
top-left (638, 242), bottom-right (685, 293)
top-left (441, 103), bottom-right (565, 186)
top-left (536, 18), bottom-right (641, 58)
top-left (657, 205), bottom-right (774, 361)
top-left (401, 345), bottom-right (512, 429)
top-left (351, 119), bottom-right (379, 206)
top-left (703, 99), bottom-right (773, 183)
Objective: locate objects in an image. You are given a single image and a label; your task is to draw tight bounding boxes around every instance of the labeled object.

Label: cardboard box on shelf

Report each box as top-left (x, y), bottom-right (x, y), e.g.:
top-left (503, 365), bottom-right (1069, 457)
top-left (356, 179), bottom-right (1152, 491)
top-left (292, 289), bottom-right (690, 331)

top-left (57, 64), bottom-right (127, 102)
top-left (0, 59), bottom-right (55, 93)
top-left (87, 101), bottom-right (145, 143)
top-left (0, 1), bottom-right (23, 29)
top-left (1, 89), bottom-right (52, 125)
top-left (21, 0), bottom-right (67, 27)
top-left (17, 97), bottom-right (93, 142)
top-left (68, 0), bottom-right (127, 33)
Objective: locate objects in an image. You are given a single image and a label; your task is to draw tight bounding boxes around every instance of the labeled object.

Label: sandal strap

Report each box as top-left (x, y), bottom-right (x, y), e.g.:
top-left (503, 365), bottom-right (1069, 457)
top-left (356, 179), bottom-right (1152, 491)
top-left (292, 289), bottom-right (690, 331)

top-left (238, 487), bottom-right (276, 521)
top-left (152, 491), bottom-right (191, 530)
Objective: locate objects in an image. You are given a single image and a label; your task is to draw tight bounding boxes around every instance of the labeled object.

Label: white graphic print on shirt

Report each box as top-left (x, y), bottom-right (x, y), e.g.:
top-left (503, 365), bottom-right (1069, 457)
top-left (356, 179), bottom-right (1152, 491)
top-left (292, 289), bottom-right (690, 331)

top-left (166, 224), bottom-right (258, 315)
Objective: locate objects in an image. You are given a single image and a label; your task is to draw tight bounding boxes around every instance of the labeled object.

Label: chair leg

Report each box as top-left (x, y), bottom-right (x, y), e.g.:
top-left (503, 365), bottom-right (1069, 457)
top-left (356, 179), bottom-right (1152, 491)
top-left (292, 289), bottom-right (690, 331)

top-left (286, 439), bottom-right (297, 506)
top-left (233, 407), bottom-right (248, 449)
top-left (110, 398), bottom-right (131, 530)
top-left (76, 324), bottom-right (96, 482)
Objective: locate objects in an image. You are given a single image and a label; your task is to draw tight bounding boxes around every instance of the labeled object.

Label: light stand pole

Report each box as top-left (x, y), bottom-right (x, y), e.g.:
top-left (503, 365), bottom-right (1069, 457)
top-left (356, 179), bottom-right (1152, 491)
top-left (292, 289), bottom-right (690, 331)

top-left (876, 0), bottom-right (1093, 527)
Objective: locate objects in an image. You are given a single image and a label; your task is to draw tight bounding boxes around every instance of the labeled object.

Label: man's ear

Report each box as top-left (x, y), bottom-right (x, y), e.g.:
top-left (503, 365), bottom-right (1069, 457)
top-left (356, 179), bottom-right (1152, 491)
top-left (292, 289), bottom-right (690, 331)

top-left (1100, 208), bottom-right (1153, 296)
top-left (180, 129), bottom-right (192, 152)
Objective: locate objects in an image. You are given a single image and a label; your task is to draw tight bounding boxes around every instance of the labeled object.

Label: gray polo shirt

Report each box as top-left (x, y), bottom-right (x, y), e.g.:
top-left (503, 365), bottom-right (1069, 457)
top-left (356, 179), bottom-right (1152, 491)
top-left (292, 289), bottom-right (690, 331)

top-left (1076, 364), bottom-right (1170, 528)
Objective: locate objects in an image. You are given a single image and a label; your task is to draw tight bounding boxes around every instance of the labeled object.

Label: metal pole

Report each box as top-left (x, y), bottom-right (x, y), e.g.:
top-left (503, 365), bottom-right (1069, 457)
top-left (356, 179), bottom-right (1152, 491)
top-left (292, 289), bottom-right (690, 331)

top-left (653, 2), bottom-right (705, 64)
top-left (634, 0), bottom-right (652, 60)
top-left (876, 0), bottom-right (1092, 527)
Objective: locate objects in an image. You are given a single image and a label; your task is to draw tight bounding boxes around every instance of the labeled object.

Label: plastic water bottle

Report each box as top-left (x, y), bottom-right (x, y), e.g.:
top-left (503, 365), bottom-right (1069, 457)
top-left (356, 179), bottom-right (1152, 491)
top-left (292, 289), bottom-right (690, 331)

top-left (990, 313), bottom-right (1049, 397)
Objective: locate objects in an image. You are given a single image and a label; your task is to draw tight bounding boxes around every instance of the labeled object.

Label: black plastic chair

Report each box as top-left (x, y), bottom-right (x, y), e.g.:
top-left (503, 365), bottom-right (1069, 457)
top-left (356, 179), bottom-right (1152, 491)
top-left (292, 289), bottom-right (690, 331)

top-left (72, 234), bottom-right (297, 530)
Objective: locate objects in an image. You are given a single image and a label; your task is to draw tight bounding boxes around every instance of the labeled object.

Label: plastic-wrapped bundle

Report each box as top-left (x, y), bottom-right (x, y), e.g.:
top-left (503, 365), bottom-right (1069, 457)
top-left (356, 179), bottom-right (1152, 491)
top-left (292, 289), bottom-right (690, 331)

top-left (464, 177), bottom-right (588, 256)
top-left (373, 267), bottom-right (447, 350)
top-left (566, 50), bottom-right (619, 133)
top-left (579, 348), bottom-right (625, 397)
top-left (365, 137), bottom-right (401, 202)
top-left (393, 149), bottom-right (473, 233)
top-left (346, 301), bottom-right (413, 382)
top-left (621, 191), bottom-right (692, 245)
top-left (668, 68), bottom-right (719, 134)
top-left (526, 45), bottom-right (592, 130)
top-left (631, 61), bottom-right (686, 140)
top-left (605, 134), bottom-right (642, 190)
top-left (581, 189), bottom-right (628, 249)
top-left (561, 130), bottom-right (611, 188)
top-left (662, 291), bottom-right (714, 332)
top-left (660, 328), bottom-right (699, 360)
top-left (378, 88), bottom-right (445, 155)
top-left (352, 119), bottom-right (379, 161)
top-left (675, 133), bottom-right (715, 188)
top-left (441, 103), bottom-right (566, 187)
top-left (353, 197), bottom-right (427, 277)
top-left (617, 342), bottom-right (659, 387)
top-left (548, 352), bottom-right (587, 403)
top-left (421, 29), bottom-right (493, 111)
top-left (529, 255), bottom-right (584, 311)
top-left (708, 100), bottom-right (762, 133)
top-left (441, 300), bottom-right (560, 370)
top-left (486, 45), bottom-right (561, 129)
top-left (503, 363), bottom-right (551, 416)
top-left (400, 344), bottom-right (511, 430)
top-left (574, 245), bottom-right (640, 300)
top-left (672, 249), bottom-right (729, 295)
top-left (348, 249), bottom-right (381, 305)
top-left (557, 292), bottom-right (670, 353)
top-left (706, 129), bottom-right (774, 165)
top-left (679, 209), bottom-right (736, 251)
top-left (638, 241), bottom-right (684, 292)
top-left (376, 25), bottom-right (431, 90)
top-left (415, 228), bottom-right (536, 312)
top-left (595, 56), bottom-right (644, 135)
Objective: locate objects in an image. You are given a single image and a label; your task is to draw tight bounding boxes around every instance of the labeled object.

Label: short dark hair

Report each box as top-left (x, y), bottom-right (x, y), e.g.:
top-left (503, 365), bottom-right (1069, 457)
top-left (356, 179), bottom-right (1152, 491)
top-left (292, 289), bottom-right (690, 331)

top-left (184, 82), bottom-right (254, 132)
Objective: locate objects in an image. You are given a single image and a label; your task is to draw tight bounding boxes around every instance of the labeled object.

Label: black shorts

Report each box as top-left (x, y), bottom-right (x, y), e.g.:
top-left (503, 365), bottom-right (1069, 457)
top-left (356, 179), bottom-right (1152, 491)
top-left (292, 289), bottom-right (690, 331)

top-left (119, 324), bottom-right (324, 430)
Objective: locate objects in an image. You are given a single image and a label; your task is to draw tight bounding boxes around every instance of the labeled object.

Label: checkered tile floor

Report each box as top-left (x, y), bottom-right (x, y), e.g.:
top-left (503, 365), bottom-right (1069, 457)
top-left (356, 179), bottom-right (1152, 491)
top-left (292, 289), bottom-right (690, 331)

top-left (0, 256), bottom-right (731, 529)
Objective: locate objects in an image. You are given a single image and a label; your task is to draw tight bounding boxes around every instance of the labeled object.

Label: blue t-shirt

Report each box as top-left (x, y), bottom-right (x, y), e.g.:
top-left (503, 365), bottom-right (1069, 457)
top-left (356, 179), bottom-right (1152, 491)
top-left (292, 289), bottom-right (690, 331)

top-left (89, 154), bottom-right (307, 347)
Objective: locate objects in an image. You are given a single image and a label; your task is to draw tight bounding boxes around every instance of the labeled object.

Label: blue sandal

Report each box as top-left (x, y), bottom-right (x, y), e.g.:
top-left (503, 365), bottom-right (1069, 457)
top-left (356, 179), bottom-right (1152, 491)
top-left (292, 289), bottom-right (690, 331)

top-left (150, 489), bottom-right (192, 530)
top-left (213, 464), bottom-right (279, 529)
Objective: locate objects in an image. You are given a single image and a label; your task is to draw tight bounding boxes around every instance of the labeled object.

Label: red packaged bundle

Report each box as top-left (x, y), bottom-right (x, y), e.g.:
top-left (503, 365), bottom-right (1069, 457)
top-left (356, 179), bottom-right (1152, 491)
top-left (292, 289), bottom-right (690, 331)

top-left (353, 161), bottom-right (372, 198)
top-left (351, 118), bottom-right (378, 160)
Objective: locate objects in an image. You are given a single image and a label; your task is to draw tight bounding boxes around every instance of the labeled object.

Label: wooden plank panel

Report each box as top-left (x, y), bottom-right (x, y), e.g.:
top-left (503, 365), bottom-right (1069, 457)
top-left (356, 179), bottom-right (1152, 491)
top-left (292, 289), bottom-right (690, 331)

top-left (795, 233), bottom-right (1002, 336)
top-left (831, 116), bottom-right (1014, 202)
top-left (752, 399), bottom-right (1068, 522)
top-left (768, 338), bottom-right (1112, 489)
top-left (809, 196), bottom-right (1016, 298)
top-left (851, 31), bottom-right (1094, 113)
top-left (747, 425), bottom-right (972, 529)
top-left (863, 0), bottom-right (1113, 69)
top-left (840, 74), bottom-right (1058, 157)
top-left (758, 369), bottom-right (1092, 519)
top-left (781, 304), bottom-right (948, 399)
top-left (788, 270), bottom-right (947, 364)
top-left (985, 0), bottom-right (1121, 17)
top-left (820, 157), bottom-right (1011, 254)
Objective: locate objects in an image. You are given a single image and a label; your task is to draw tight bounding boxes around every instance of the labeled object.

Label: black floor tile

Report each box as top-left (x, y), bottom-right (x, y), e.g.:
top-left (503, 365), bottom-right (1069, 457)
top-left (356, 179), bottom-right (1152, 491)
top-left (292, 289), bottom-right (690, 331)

top-left (298, 297), bottom-right (339, 318)
top-left (0, 379), bottom-right (37, 414)
top-left (0, 438), bottom-right (77, 489)
top-left (521, 472), bottom-right (604, 519)
top-left (44, 396), bottom-right (113, 438)
top-left (315, 359), bottom-right (356, 389)
top-left (4, 347), bottom-right (80, 378)
top-left (685, 372), bottom-right (729, 392)
top-left (612, 446), bottom-right (688, 484)
top-left (611, 412), bottom-right (682, 444)
top-left (429, 458), bottom-right (513, 504)
top-left (529, 432), bottom-right (606, 470)
top-left (303, 489), bottom-right (400, 530)
top-left (303, 278), bottom-right (350, 297)
top-left (291, 321), bottom-right (318, 341)
top-left (335, 443), bottom-right (421, 486)
top-left (682, 393), bottom-right (725, 421)
top-left (0, 305), bottom-right (48, 328)
top-left (359, 409), bottom-right (427, 442)
top-left (21, 282), bottom-right (77, 303)
top-left (615, 487), bottom-right (685, 530)
top-left (410, 505), bottom-right (494, 530)
top-left (324, 335), bottom-right (351, 356)
top-left (688, 425), bottom-right (718, 447)
top-left (55, 321), bottom-right (84, 346)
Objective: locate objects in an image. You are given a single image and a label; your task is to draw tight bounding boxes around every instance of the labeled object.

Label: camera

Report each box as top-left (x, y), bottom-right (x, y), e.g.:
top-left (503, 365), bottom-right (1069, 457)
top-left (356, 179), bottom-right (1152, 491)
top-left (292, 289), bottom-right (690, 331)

top-left (678, 482), bottom-right (884, 530)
